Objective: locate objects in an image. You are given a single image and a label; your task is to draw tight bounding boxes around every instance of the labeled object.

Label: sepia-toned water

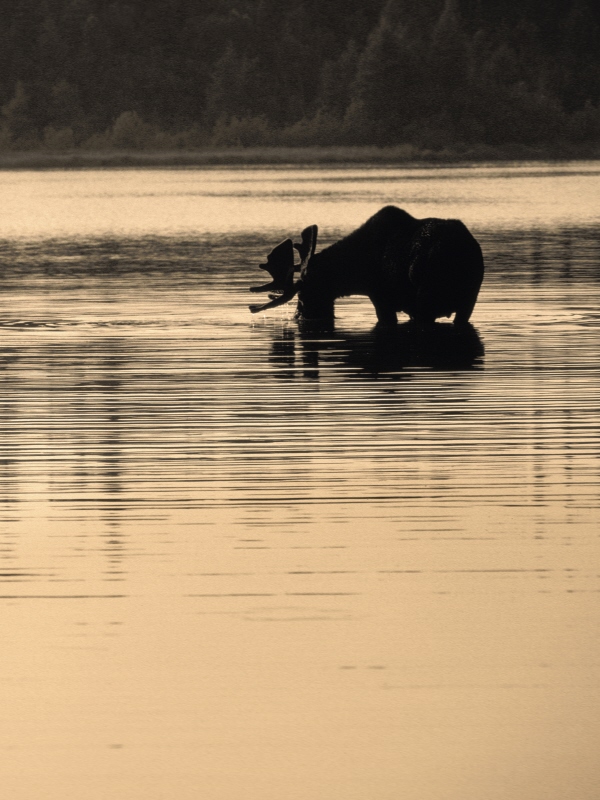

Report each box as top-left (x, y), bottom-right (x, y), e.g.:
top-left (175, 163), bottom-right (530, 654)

top-left (1, 163), bottom-right (599, 800)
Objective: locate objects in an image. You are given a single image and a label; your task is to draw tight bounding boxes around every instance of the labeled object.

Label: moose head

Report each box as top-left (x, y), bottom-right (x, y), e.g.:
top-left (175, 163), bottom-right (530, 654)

top-left (249, 224), bottom-right (318, 314)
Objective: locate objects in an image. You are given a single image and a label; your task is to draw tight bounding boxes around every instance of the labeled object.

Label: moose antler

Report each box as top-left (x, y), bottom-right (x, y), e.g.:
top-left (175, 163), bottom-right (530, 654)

top-left (249, 225), bottom-right (318, 314)
top-left (249, 238), bottom-right (298, 314)
top-left (249, 239), bottom-right (295, 294)
top-left (294, 224), bottom-right (318, 275)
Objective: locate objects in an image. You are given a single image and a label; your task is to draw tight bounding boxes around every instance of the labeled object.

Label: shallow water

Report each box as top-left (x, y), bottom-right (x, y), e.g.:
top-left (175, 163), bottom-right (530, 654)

top-left (1, 163), bottom-right (599, 800)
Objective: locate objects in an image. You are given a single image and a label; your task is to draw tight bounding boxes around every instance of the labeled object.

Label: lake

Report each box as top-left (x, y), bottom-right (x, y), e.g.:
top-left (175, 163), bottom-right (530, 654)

top-left (1, 163), bottom-right (599, 800)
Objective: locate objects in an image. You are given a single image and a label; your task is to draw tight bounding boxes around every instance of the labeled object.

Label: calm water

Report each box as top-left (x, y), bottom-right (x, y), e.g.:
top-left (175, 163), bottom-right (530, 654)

top-left (1, 164), bottom-right (599, 800)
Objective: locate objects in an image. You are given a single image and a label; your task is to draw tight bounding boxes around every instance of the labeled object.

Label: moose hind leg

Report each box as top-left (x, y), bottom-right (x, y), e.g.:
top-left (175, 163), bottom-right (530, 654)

top-left (453, 291), bottom-right (479, 325)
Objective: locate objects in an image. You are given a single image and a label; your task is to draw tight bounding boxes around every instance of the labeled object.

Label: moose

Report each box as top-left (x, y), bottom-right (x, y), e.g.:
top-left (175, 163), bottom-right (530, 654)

top-left (249, 205), bottom-right (484, 326)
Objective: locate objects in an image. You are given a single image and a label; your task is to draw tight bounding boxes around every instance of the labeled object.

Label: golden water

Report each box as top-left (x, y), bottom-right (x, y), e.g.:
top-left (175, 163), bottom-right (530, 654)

top-left (0, 164), bottom-right (599, 799)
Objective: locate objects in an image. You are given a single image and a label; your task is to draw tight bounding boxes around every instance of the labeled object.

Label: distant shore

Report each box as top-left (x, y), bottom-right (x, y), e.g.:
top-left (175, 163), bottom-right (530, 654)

top-left (1, 143), bottom-right (599, 170)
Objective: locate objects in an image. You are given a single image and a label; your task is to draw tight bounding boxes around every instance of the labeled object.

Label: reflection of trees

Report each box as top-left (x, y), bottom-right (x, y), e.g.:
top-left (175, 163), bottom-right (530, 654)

top-left (0, 348), bottom-right (21, 522)
top-left (96, 346), bottom-right (126, 580)
top-left (478, 226), bottom-right (600, 286)
top-left (0, 338), bottom-right (131, 577)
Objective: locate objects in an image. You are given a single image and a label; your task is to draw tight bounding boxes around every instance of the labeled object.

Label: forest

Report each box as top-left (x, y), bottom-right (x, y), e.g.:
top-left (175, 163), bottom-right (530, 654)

top-left (1, 0), bottom-right (599, 155)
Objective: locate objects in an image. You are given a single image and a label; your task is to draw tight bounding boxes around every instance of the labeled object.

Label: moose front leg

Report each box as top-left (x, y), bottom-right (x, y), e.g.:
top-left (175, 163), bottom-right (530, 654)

top-left (295, 286), bottom-right (335, 322)
top-left (369, 292), bottom-right (398, 326)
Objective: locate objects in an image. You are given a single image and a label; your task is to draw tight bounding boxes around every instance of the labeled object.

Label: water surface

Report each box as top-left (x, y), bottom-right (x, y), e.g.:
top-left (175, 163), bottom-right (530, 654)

top-left (1, 163), bottom-right (599, 800)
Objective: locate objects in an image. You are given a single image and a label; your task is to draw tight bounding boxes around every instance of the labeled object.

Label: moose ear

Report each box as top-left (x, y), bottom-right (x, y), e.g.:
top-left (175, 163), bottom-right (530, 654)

top-left (294, 225), bottom-right (318, 274)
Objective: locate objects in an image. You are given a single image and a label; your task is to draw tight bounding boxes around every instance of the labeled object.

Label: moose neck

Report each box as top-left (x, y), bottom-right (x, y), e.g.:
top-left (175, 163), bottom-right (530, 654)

top-left (302, 206), bottom-right (420, 299)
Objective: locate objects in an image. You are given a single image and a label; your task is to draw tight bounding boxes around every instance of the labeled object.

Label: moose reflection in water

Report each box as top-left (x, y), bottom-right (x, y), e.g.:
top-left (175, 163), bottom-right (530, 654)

top-left (249, 205), bottom-right (484, 326)
top-left (267, 321), bottom-right (484, 380)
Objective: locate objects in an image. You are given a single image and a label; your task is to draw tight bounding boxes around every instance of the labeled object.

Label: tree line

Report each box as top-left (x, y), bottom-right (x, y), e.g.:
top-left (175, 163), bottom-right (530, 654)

top-left (1, 0), bottom-right (599, 152)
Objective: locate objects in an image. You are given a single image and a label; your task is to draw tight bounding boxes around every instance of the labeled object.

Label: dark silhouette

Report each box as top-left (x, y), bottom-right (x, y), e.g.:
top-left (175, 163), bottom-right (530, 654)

top-left (249, 206), bottom-right (484, 326)
top-left (263, 321), bottom-right (484, 381)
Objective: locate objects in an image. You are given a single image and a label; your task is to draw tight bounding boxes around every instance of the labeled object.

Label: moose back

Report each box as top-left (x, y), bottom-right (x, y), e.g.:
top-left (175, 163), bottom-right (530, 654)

top-left (249, 205), bottom-right (484, 326)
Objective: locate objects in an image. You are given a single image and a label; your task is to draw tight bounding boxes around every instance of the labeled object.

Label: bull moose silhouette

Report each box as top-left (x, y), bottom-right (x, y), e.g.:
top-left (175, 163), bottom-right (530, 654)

top-left (249, 205), bottom-right (484, 326)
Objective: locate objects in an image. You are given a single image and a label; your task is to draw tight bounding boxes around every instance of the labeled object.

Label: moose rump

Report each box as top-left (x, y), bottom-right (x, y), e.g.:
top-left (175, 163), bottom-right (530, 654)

top-left (249, 205), bottom-right (484, 326)
top-left (380, 214), bottom-right (485, 325)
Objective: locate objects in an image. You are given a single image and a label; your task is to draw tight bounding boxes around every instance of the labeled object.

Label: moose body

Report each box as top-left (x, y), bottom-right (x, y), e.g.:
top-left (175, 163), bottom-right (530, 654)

top-left (250, 205), bottom-right (484, 326)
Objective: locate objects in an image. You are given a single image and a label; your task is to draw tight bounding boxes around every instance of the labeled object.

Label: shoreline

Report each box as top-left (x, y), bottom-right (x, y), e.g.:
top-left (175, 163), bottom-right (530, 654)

top-left (1, 144), bottom-right (599, 170)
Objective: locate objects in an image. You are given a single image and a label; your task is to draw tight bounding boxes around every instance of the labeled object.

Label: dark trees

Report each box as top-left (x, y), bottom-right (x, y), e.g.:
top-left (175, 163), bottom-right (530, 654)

top-left (0, 0), bottom-right (598, 151)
